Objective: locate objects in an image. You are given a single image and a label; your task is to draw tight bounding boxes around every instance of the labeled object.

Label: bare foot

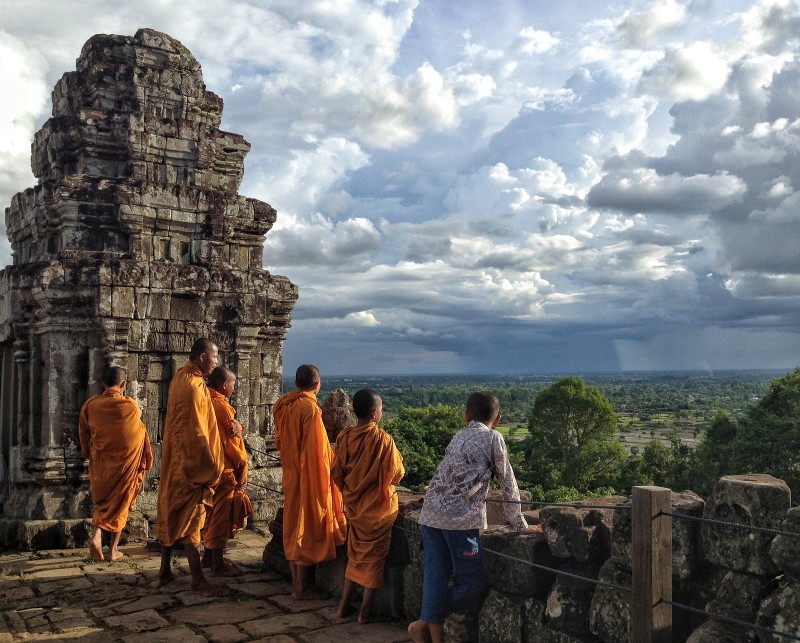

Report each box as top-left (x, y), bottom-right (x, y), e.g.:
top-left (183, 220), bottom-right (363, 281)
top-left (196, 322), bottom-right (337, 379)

top-left (336, 603), bottom-right (356, 619)
top-left (156, 572), bottom-right (176, 588)
top-left (108, 550), bottom-right (126, 562)
top-left (88, 541), bottom-right (104, 562)
top-left (292, 587), bottom-right (327, 600)
top-left (190, 579), bottom-right (226, 597)
top-left (357, 613), bottom-right (381, 625)
top-left (408, 620), bottom-right (432, 643)
top-left (210, 561), bottom-right (244, 578)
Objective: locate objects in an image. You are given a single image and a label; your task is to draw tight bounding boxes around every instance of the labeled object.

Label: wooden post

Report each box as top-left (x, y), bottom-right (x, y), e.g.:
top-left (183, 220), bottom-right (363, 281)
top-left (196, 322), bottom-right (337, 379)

top-left (631, 486), bottom-right (672, 642)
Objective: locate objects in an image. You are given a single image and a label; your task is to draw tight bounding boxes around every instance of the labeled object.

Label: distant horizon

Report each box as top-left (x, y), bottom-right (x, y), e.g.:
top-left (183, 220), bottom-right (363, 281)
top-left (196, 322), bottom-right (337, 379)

top-left (283, 366), bottom-right (792, 381)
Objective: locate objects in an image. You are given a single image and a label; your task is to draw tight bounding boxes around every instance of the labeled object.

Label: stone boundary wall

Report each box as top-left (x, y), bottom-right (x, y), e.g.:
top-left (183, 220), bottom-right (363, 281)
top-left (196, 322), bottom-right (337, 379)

top-left (264, 474), bottom-right (800, 642)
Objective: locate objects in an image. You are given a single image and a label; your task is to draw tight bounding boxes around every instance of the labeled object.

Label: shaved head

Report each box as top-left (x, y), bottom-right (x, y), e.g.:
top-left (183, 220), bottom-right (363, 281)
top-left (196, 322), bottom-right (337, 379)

top-left (295, 364), bottom-right (320, 389)
top-left (189, 337), bottom-right (217, 359)
top-left (208, 366), bottom-right (235, 389)
top-left (102, 366), bottom-right (126, 387)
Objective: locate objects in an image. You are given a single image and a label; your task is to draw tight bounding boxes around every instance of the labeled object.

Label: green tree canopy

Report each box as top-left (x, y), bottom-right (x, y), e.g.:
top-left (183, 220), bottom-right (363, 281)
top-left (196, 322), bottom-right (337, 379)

top-left (726, 367), bottom-right (800, 494)
top-left (510, 377), bottom-right (626, 494)
top-left (383, 403), bottom-right (464, 489)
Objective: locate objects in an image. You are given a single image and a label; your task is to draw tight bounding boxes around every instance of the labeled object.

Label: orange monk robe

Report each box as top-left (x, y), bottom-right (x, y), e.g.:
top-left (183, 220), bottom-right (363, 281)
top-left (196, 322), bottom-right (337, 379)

top-left (156, 362), bottom-right (224, 546)
top-left (273, 390), bottom-right (346, 565)
top-left (331, 421), bottom-right (404, 588)
top-left (204, 389), bottom-right (253, 549)
top-left (78, 386), bottom-right (153, 533)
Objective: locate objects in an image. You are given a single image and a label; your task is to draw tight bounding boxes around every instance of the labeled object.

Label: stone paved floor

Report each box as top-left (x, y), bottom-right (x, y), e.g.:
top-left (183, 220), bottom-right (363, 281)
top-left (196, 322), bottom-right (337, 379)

top-left (0, 530), bottom-right (412, 642)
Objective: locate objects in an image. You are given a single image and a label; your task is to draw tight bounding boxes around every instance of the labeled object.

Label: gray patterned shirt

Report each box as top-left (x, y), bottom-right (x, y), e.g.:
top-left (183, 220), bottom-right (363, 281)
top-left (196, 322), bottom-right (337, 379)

top-left (418, 421), bottom-right (528, 531)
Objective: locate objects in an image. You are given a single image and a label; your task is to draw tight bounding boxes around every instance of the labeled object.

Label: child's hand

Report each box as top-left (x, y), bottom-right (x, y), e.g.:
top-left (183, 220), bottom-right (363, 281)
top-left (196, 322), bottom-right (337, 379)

top-left (523, 524), bottom-right (543, 534)
top-left (228, 420), bottom-right (244, 437)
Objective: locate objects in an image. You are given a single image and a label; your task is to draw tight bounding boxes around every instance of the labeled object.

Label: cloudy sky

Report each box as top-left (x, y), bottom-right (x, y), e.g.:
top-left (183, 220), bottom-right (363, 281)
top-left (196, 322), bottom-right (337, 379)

top-left (2, 0), bottom-right (799, 375)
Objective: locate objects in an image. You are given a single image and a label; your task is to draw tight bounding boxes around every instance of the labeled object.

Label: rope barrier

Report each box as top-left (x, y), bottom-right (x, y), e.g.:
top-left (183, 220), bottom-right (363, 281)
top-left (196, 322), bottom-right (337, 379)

top-left (662, 598), bottom-right (800, 642)
top-left (660, 511), bottom-right (800, 539)
top-left (390, 521), bottom-right (630, 594)
top-left (245, 480), bottom-right (284, 496)
top-left (485, 497), bottom-right (631, 511)
top-left (245, 445), bottom-right (282, 463)
top-left (482, 547), bottom-right (631, 593)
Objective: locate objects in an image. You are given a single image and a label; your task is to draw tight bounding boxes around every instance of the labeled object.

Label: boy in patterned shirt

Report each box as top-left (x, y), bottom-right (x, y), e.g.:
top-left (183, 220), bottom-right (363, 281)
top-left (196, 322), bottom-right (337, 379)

top-left (408, 391), bottom-right (535, 643)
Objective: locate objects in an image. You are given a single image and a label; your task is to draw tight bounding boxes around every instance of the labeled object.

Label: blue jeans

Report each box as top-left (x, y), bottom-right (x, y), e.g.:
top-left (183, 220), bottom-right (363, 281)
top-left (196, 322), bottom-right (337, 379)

top-left (420, 525), bottom-right (487, 624)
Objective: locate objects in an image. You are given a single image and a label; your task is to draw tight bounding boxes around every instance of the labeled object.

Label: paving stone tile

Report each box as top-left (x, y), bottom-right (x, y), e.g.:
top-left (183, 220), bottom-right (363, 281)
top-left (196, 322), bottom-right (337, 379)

top-left (18, 607), bottom-right (46, 619)
top-left (5, 611), bottom-right (26, 636)
top-left (104, 608), bottom-right (171, 632)
top-left (17, 628), bottom-right (108, 641)
top-left (172, 599), bottom-right (280, 626)
top-left (250, 636), bottom-right (297, 643)
top-left (121, 624), bottom-right (208, 642)
top-left (241, 612), bottom-right (328, 637)
top-left (27, 565), bottom-right (87, 580)
top-left (201, 623), bottom-right (249, 642)
top-left (0, 585), bottom-right (36, 601)
top-left (78, 583), bottom-right (149, 612)
top-left (47, 607), bottom-right (91, 624)
top-left (268, 593), bottom-right (336, 613)
top-left (296, 621), bottom-right (413, 643)
top-left (174, 589), bottom-right (222, 606)
top-left (96, 593), bottom-right (175, 617)
top-left (233, 581), bottom-right (290, 597)
top-left (35, 576), bottom-right (94, 594)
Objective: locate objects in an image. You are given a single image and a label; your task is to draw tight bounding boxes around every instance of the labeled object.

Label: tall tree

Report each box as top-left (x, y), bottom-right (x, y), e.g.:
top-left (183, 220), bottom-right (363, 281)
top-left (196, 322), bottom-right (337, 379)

top-left (727, 367), bottom-right (800, 494)
top-left (512, 377), bottom-right (626, 494)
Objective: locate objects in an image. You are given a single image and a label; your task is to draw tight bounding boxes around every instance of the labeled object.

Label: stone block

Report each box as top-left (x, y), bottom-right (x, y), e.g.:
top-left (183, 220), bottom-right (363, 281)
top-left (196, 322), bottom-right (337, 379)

top-left (482, 528), bottom-right (557, 598)
top-left (703, 474), bottom-right (790, 575)
top-left (486, 488), bottom-right (533, 527)
top-left (705, 569), bottom-right (772, 623)
top-left (541, 498), bottom-right (622, 563)
top-left (544, 561), bottom-right (600, 636)
top-left (588, 559), bottom-right (630, 643)
top-left (686, 620), bottom-right (746, 643)
top-left (757, 579), bottom-right (800, 641)
top-left (611, 490), bottom-right (704, 579)
top-left (770, 506), bottom-right (800, 580)
top-left (479, 589), bottom-right (545, 643)
top-left (121, 511), bottom-right (148, 543)
top-left (314, 543), bottom-right (346, 597)
top-left (445, 611), bottom-right (479, 643)
top-left (113, 260), bottom-right (149, 287)
top-left (111, 286), bottom-right (135, 317)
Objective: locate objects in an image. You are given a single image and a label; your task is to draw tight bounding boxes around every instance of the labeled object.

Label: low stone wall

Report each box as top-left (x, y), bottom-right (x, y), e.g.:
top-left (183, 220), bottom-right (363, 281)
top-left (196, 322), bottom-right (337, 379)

top-left (263, 475), bottom-right (800, 642)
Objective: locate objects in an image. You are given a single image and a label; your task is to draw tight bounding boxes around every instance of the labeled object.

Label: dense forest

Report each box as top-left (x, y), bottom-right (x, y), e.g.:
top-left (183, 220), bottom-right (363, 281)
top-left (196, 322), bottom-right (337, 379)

top-left (313, 370), bottom-right (777, 427)
top-left (300, 369), bottom-right (799, 501)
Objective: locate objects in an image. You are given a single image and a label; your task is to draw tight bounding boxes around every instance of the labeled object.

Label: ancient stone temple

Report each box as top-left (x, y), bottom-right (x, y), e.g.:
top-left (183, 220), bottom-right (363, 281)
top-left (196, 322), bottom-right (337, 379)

top-left (0, 28), bottom-right (297, 547)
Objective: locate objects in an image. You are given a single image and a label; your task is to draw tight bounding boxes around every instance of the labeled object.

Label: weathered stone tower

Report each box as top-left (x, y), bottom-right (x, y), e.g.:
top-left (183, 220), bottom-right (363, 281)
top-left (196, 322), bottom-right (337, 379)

top-left (0, 29), bottom-right (296, 547)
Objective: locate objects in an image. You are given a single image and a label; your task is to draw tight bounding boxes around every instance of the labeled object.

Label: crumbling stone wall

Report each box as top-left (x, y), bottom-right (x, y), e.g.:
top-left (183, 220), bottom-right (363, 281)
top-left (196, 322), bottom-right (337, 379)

top-left (0, 29), bottom-right (295, 547)
top-left (266, 474), bottom-right (800, 642)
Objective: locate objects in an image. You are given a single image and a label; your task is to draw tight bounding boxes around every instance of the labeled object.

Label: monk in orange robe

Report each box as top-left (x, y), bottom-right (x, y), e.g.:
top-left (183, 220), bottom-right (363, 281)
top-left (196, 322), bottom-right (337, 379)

top-left (79, 366), bottom-right (153, 562)
top-left (274, 364), bottom-right (346, 599)
top-left (202, 366), bottom-right (253, 576)
top-left (156, 338), bottom-right (224, 596)
top-left (332, 389), bottom-right (404, 623)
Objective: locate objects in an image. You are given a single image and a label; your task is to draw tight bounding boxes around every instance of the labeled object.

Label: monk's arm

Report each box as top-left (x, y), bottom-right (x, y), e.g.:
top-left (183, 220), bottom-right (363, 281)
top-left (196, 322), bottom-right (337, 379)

top-left (390, 440), bottom-right (405, 486)
top-left (182, 387), bottom-right (222, 486)
top-left (330, 442), bottom-right (345, 491)
top-left (306, 407), bottom-right (334, 500)
top-left (141, 429), bottom-right (154, 471)
top-left (78, 402), bottom-right (92, 459)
